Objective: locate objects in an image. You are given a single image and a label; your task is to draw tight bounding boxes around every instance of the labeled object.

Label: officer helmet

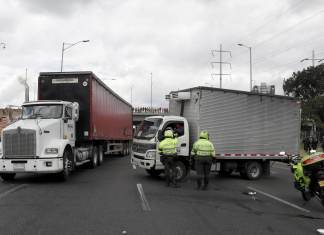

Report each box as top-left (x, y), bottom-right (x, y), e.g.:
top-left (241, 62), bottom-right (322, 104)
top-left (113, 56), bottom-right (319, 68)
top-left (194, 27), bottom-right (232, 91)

top-left (199, 130), bottom-right (209, 140)
top-left (164, 130), bottom-right (174, 138)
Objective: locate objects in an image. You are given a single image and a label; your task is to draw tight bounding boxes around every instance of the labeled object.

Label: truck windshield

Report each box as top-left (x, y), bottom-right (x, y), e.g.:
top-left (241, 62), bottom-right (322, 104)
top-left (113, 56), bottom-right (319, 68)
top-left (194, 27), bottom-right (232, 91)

top-left (135, 118), bottom-right (162, 139)
top-left (22, 105), bottom-right (63, 119)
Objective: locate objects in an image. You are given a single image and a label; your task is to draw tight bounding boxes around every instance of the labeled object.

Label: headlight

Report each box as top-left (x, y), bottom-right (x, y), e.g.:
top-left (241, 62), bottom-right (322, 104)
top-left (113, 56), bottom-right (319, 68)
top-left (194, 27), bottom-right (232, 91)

top-left (145, 151), bottom-right (156, 160)
top-left (45, 148), bottom-right (59, 154)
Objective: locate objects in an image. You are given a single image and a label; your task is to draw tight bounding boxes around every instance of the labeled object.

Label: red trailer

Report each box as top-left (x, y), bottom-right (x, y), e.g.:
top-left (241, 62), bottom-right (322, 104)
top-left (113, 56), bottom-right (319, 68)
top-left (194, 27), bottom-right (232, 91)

top-left (38, 71), bottom-right (133, 156)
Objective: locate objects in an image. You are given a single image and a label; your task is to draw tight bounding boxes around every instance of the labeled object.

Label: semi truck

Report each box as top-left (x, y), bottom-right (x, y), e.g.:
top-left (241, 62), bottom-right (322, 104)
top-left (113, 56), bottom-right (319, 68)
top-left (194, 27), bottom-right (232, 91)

top-left (0, 71), bottom-right (133, 181)
top-left (131, 86), bottom-right (300, 180)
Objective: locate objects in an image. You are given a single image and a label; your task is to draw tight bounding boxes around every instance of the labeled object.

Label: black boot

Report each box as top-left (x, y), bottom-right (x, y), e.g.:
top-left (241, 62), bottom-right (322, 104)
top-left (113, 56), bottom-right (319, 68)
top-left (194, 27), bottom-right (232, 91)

top-left (202, 178), bottom-right (209, 190)
top-left (196, 179), bottom-right (202, 190)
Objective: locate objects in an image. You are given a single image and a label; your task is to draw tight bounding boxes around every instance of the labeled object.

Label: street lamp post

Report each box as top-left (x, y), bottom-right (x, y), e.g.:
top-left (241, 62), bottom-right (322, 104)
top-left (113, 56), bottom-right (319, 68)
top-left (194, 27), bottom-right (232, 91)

top-left (238, 43), bottom-right (252, 91)
top-left (150, 72), bottom-right (152, 111)
top-left (60, 40), bottom-right (89, 72)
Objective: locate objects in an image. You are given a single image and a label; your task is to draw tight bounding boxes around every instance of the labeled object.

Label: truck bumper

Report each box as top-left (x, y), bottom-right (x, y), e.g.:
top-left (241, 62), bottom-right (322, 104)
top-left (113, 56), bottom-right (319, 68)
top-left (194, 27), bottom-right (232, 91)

top-left (0, 158), bottom-right (63, 173)
top-left (131, 153), bottom-right (164, 170)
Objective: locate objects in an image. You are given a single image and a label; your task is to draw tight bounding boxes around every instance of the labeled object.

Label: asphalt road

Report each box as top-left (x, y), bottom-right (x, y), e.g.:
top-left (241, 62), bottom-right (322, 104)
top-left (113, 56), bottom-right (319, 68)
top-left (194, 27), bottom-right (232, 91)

top-left (0, 157), bottom-right (323, 235)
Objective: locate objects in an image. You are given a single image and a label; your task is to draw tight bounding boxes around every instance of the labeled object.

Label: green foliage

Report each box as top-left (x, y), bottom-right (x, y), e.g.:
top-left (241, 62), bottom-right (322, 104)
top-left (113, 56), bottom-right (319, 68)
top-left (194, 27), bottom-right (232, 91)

top-left (283, 64), bottom-right (324, 127)
top-left (283, 64), bottom-right (324, 102)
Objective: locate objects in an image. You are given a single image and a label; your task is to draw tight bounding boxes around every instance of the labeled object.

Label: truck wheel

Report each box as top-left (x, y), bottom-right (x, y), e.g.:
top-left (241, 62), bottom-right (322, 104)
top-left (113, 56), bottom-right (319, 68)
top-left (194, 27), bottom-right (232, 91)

top-left (0, 173), bottom-right (16, 181)
top-left (89, 146), bottom-right (98, 169)
top-left (58, 150), bottom-right (72, 181)
top-left (97, 146), bottom-right (104, 166)
top-left (126, 145), bottom-right (130, 155)
top-left (174, 161), bottom-right (187, 182)
top-left (146, 169), bottom-right (163, 177)
top-left (245, 161), bottom-right (263, 180)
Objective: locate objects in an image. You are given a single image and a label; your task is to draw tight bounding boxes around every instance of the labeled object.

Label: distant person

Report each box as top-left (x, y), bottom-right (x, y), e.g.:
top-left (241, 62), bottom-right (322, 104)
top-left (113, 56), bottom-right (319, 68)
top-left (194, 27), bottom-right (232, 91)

top-left (158, 130), bottom-right (179, 187)
top-left (191, 131), bottom-right (216, 190)
top-left (311, 136), bottom-right (318, 151)
top-left (303, 137), bottom-right (311, 153)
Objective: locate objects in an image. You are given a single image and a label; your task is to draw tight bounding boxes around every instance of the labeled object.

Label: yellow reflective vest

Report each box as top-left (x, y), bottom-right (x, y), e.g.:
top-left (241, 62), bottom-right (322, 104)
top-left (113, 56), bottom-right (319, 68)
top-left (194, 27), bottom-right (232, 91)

top-left (158, 137), bottom-right (178, 156)
top-left (191, 138), bottom-right (215, 157)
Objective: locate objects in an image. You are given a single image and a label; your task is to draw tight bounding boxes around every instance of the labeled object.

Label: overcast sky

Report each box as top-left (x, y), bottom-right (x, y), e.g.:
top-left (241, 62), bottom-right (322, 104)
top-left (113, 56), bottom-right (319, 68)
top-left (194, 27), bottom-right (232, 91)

top-left (0, 0), bottom-right (324, 108)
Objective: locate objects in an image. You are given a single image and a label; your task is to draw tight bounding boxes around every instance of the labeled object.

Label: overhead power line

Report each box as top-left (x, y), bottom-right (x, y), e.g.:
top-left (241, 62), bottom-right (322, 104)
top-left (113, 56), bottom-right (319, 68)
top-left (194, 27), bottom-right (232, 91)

top-left (253, 7), bottom-right (324, 49)
top-left (239, 0), bottom-right (306, 43)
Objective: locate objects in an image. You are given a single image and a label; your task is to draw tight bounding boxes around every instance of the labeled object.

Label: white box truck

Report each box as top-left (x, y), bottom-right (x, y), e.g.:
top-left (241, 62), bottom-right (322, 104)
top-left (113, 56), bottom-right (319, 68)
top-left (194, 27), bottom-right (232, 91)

top-left (131, 87), bottom-right (300, 180)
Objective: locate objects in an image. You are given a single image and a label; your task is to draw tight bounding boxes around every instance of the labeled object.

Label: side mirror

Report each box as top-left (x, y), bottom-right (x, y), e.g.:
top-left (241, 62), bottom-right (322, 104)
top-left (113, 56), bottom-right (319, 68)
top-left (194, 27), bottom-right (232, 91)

top-left (63, 117), bottom-right (68, 123)
top-left (157, 130), bottom-right (164, 142)
top-left (72, 102), bottom-right (79, 121)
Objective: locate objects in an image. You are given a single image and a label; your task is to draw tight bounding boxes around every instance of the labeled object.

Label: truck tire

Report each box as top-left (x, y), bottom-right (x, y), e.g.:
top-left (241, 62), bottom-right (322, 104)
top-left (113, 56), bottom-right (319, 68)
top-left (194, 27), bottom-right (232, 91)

top-left (146, 169), bottom-right (163, 177)
top-left (88, 146), bottom-right (98, 169)
top-left (0, 173), bottom-right (16, 181)
top-left (121, 144), bottom-right (129, 157)
top-left (174, 161), bottom-right (187, 182)
top-left (58, 149), bottom-right (73, 181)
top-left (245, 161), bottom-right (263, 180)
top-left (97, 145), bottom-right (104, 166)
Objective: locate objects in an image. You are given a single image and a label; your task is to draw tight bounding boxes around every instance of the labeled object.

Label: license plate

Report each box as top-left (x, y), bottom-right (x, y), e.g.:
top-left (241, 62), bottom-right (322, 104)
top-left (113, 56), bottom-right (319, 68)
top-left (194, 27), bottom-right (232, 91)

top-left (319, 180), bottom-right (324, 187)
top-left (13, 163), bottom-right (25, 171)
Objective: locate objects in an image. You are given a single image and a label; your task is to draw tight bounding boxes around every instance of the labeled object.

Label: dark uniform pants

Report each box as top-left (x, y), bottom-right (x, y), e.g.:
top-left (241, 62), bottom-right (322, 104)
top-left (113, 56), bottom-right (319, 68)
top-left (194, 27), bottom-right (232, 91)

top-left (195, 156), bottom-right (212, 187)
top-left (160, 155), bottom-right (177, 185)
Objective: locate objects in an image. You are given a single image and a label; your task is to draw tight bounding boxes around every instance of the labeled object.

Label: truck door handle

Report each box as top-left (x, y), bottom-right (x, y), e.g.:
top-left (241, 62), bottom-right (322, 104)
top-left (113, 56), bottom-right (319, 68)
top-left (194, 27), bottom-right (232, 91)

top-left (181, 143), bottom-right (186, 147)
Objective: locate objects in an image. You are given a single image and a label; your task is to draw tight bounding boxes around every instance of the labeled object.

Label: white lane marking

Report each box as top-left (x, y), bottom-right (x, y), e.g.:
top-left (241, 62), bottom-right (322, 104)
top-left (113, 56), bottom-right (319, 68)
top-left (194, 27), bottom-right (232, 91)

top-left (136, 183), bottom-right (151, 211)
top-left (247, 186), bottom-right (310, 213)
top-left (0, 184), bottom-right (28, 200)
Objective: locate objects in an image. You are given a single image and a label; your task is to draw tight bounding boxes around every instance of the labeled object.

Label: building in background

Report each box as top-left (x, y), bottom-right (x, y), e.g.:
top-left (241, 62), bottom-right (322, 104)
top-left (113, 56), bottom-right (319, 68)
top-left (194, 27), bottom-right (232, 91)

top-left (252, 82), bottom-right (275, 95)
top-left (0, 107), bottom-right (22, 135)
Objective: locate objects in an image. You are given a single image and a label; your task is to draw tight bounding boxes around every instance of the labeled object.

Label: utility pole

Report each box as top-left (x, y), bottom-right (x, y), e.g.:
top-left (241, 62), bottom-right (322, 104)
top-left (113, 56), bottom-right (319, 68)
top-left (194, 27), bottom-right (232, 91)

top-left (211, 44), bottom-right (231, 88)
top-left (150, 72), bottom-right (152, 110)
top-left (25, 68), bottom-right (29, 102)
top-left (301, 50), bottom-right (324, 66)
top-left (130, 85), bottom-right (133, 106)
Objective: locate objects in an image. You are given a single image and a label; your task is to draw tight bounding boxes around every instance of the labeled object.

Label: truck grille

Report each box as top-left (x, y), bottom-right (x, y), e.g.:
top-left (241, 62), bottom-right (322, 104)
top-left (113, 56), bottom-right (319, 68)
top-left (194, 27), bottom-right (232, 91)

top-left (3, 128), bottom-right (36, 158)
top-left (132, 143), bottom-right (156, 154)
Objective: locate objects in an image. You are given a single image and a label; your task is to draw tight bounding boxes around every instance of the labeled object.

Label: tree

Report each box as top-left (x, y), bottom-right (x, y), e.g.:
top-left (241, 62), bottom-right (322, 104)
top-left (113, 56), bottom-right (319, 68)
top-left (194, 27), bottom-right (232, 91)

top-left (283, 64), bottom-right (324, 102)
top-left (283, 64), bottom-right (324, 130)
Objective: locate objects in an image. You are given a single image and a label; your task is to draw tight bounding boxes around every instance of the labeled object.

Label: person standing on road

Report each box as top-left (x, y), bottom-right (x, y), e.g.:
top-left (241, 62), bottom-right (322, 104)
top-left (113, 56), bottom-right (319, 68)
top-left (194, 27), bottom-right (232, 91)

top-left (191, 131), bottom-right (216, 190)
top-left (158, 130), bottom-right (179, 187)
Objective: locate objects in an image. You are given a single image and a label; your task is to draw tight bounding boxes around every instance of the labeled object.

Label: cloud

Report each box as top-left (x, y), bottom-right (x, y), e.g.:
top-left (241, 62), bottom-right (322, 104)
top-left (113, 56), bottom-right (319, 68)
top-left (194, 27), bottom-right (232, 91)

top-left (1, 0), bottom-right (324, 108)
top-left (17, 0), bottom-right (95, 16)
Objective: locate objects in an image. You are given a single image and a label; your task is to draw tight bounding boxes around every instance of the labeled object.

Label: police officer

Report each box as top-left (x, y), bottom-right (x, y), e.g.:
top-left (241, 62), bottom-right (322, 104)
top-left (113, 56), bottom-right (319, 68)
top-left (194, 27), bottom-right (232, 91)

top-left (191, 131), bottom-right (216, 190)
top-left (158, 129), bottom-right (179, 187)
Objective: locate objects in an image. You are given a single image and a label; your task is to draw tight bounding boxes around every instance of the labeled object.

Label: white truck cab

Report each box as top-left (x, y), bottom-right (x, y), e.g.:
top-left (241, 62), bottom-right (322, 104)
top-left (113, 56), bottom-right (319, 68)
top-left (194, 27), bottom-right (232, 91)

top-left (0, 100), bottom-right (79, 180)
top-left (131, 115), bottom-right (190, 179)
